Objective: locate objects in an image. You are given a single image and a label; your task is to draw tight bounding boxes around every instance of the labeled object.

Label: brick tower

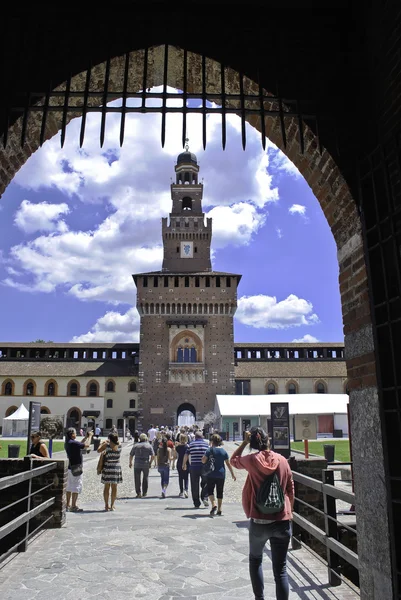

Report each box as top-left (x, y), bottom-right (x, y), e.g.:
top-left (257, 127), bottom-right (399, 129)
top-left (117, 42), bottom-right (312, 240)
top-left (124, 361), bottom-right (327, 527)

top-left (133, 144), bottom-right (241, 428)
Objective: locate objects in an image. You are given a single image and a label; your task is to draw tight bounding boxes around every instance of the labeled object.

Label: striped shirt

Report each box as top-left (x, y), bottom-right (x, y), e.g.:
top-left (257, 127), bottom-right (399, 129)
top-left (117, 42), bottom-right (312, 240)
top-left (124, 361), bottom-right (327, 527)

top-left (186, 438), bottom-right (209, 466)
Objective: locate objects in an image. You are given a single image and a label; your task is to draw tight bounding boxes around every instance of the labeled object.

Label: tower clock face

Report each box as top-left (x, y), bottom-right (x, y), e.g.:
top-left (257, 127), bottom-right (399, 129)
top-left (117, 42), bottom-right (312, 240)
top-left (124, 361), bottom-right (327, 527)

top-left (180, 241), bottom-right (193, 258)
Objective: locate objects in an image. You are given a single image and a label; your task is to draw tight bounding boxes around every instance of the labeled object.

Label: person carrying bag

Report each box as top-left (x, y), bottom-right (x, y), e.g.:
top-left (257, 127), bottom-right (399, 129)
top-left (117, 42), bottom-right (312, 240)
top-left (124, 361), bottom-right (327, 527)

top-left (201, 434), bottom-right (236, 516)
top-left (230, 427), bottom-right (294, 600)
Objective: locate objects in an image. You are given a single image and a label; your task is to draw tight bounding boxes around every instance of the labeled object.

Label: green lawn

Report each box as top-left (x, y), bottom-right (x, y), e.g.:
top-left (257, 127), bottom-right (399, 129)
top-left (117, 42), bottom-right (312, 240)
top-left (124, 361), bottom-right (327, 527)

top-left (291, 440), bottom-right (351, 462)
top-left (0, 440), bottom-right (66, 458)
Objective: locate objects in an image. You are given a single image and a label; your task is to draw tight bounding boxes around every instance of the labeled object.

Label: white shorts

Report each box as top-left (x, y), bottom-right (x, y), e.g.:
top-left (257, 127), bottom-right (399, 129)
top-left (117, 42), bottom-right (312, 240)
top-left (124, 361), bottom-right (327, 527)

top-left (67, 470), bottom-right (83, 494)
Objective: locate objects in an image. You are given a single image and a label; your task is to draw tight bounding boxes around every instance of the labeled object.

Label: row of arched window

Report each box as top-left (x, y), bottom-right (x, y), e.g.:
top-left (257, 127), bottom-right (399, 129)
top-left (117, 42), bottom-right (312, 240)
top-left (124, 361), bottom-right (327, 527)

top-left (1, 378), bottom-right (137, 396)
top-left (265, 381), bottom-right (328, 394)
top-left (139, 302), bottom-right (234, 315)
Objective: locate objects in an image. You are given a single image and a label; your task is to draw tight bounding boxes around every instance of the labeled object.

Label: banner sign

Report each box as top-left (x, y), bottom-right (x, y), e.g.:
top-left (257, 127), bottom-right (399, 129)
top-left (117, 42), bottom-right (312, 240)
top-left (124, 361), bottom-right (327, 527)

top-left (271, 402), bottom-right (290, 458)
top-left (40, 414), bottom-right (64, 440)
top-left (294, 415), bottom-right (317, 441)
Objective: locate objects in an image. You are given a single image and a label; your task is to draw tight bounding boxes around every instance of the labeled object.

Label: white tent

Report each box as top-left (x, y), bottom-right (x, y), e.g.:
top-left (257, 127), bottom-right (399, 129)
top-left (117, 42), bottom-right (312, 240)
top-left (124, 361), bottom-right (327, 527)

top-left (215, 394), bottom-right (349, 417)
top-left (214, 394), bottom-right (349, 437)
top-left (2, 403), bottom-right (29, 437)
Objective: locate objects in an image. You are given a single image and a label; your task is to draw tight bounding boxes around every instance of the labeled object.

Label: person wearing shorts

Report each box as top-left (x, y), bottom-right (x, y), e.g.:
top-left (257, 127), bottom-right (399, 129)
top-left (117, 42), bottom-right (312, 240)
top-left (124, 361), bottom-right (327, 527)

top-left (201, 434), bottom-right (236, 516)
top-left (65, 427), bottom-right (92, 512)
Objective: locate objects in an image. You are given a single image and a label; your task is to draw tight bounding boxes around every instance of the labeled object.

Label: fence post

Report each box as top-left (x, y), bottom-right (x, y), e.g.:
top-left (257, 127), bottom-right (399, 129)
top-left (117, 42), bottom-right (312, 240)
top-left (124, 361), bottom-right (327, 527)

top-left (323, 469), bottom-right (341, 586)
top-left (291, 476), bottom-right (302, 550)
top-left (17, 457), bottom-right (32, 552)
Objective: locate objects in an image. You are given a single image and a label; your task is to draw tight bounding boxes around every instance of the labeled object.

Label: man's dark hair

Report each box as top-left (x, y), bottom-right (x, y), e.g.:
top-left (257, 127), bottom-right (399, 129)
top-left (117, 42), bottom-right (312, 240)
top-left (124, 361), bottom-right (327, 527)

top-left (249, 427), bottom-right (269, 451)
top-left (108, 433), bottom-right (119, 444)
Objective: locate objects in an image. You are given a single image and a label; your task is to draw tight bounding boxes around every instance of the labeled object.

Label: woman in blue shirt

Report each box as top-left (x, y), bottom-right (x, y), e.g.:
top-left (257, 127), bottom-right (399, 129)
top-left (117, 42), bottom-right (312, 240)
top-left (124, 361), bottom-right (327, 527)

top-left (201, 434), bottom-right (236, 516)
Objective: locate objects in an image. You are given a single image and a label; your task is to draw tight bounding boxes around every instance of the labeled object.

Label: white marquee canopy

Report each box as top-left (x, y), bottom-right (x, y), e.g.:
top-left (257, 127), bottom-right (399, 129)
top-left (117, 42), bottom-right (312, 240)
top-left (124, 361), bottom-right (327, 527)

top-left (215, 394), bottom-right (349, 417)
top-left (2, 403), bottom-right (29, 437)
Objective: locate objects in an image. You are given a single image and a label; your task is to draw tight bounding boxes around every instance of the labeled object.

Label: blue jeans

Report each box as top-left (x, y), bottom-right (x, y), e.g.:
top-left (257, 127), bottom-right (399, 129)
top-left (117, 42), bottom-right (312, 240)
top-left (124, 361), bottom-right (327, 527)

top-left (158, 466), bottom-right (170, 488)
top-left (249, 519), bottom-right (291, 600)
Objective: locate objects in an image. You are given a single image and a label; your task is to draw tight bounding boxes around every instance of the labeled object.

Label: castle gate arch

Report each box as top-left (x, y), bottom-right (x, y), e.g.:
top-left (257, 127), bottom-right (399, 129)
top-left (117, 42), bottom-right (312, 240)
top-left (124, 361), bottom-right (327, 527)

top-left (0, 8), bottom-right (400, 593)
top-left (177, 402), bottom-right (196, 427)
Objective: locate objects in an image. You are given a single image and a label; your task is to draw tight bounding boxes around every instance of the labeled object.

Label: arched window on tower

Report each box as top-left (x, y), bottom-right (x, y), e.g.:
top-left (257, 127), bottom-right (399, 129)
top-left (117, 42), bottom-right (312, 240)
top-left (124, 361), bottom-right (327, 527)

top-left (182, 197), bottom-right (192, 211)
top-left (316, 382), bottom-right (326, 394)
top-left (288, 382), bottom-right (297, 394)
top-left (267, 383), bottom-right (276, 395)
top-left (177, 347), bottom-right (184, 362)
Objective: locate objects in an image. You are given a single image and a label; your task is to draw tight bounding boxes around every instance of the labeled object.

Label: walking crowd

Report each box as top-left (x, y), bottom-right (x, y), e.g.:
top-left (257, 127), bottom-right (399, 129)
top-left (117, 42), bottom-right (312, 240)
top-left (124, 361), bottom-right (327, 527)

top-left (64, 423), bottom-right (294, 600)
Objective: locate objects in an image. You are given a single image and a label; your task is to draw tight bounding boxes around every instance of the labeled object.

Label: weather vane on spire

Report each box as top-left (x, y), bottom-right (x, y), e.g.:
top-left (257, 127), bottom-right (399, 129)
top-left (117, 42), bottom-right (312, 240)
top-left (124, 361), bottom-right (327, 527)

top-left (185, 137), bottom-right (189, 151)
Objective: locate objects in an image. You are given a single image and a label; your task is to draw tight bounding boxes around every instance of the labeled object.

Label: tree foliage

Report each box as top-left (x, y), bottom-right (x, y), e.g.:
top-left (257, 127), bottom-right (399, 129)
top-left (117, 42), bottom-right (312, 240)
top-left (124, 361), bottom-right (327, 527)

top-left (203, 411), bottom-right (217, 425)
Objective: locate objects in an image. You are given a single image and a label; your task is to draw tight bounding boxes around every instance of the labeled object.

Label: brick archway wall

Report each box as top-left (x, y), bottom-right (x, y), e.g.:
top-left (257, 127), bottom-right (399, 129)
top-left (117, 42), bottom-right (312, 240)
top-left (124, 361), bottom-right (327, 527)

top-left (0, 45), bottom-right (387, 596)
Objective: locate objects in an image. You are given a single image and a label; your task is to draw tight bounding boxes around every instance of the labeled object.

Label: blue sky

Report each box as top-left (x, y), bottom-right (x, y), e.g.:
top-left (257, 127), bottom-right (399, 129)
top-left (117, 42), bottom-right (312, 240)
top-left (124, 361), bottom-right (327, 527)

top-left (0, 90), bottom-right (343, 344)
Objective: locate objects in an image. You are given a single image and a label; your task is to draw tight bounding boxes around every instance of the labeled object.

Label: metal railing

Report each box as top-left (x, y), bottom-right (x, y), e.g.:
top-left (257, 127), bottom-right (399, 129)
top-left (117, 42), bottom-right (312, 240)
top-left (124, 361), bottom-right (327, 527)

top-left (292, 469), bottom-right (358, 590)
top-left (0, 458), bottom-right (57, 563)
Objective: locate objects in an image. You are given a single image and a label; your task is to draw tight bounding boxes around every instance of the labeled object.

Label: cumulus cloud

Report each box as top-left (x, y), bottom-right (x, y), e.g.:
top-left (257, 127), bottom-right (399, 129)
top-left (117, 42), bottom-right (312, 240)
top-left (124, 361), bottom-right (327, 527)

top-left (207, 203), bottom-right (267, 248)
top-left (235, 294), bottom-right (319, 329)
top-left (70, 307), bottom-right (140, 343)
top-left (4, 225), bottom-right (163, 304)
top-left (14, 200), bottom-right (70, 234)
top-left (289, 204), bottom-right (306, 216)
top-left (276, 227), bottom-right (283, 239)
top-left (292, 334), bottom-right (319, 343)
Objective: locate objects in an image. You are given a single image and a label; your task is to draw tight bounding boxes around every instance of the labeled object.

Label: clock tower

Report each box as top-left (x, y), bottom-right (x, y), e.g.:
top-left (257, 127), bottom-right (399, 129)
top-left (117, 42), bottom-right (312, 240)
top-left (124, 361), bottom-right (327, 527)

top-left (162, 143), bottom-right (212, 273)
top-left (133, 144), bottom-right (241, 428)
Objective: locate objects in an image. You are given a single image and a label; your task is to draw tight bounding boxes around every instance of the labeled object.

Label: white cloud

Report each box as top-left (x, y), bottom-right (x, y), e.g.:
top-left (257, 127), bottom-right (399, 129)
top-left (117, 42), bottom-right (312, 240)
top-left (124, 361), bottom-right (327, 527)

top-left (292, 334), bottom-right (319, 343)
top-left (289, 204), bottom-right (306, 216)
top-left (207, 203), bottom-right (267, 248)
top-left (276, 227), bottom-right (283, 239)
top-left (4, 226), bottom-right (163, 304)
top-left (70, 307), bottom-right (140, 343)
top-left (235, 294), bottom-right (319, 329)
top-left (14, 200), bottom-right (70, 234)
top-left (267, 143), bottom-right (302, 179)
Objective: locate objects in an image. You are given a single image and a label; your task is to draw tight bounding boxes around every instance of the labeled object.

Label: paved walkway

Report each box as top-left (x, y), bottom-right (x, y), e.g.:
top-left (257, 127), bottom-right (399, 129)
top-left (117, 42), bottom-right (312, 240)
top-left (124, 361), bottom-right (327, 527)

top-left (0, 445), bottom-right (359, 600)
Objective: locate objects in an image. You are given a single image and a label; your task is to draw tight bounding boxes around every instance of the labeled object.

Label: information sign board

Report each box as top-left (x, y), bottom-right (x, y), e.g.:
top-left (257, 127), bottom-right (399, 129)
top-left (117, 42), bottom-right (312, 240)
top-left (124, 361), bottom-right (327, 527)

top-left (271, 402), bottom-right (290, 458)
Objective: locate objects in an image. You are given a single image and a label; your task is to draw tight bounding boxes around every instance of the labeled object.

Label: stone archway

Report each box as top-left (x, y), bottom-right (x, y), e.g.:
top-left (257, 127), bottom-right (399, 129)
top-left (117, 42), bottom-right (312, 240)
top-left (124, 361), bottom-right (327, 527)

top-left (177, 402), bottom-right (196, 427)
top-left (66, 406), bottom-right (81, 429)
top-left (0, 45), bottom-right (389, 596)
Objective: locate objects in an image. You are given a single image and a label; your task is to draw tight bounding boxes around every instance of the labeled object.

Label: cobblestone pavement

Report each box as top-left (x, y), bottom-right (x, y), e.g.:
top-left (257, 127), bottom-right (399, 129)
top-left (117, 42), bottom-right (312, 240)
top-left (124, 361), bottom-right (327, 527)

top-left (0, 443), bottom-right (359, 600)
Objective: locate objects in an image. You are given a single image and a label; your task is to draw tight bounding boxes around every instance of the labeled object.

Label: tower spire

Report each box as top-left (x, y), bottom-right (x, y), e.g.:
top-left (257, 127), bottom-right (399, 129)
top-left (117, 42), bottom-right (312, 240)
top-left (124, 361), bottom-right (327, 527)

top-left (160, 147), bottom-right (212, 272)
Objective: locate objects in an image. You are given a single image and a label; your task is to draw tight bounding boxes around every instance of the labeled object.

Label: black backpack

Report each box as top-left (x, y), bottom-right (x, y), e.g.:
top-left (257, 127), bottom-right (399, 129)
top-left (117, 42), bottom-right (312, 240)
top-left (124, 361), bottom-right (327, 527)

top-left (255, 470), bottom-right (285, 514)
